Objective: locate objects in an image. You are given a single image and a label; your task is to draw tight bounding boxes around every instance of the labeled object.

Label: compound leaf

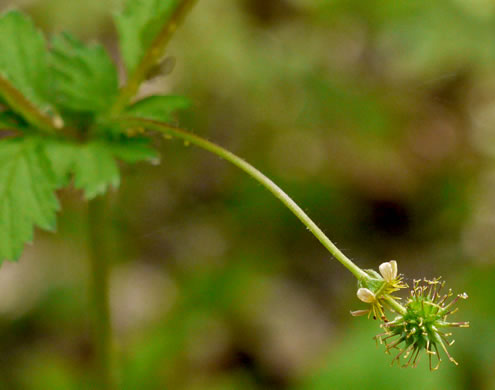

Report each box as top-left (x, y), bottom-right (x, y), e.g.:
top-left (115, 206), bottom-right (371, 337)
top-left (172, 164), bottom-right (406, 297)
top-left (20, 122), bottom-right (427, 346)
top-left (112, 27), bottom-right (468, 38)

top-left (0, 137), bottom-right (59, 261)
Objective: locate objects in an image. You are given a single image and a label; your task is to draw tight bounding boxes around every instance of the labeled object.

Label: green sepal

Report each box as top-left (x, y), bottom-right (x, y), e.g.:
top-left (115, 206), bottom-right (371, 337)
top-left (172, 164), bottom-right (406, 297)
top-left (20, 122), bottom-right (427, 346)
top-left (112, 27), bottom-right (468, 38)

top-left (358, 269), bottom-right (384, 293)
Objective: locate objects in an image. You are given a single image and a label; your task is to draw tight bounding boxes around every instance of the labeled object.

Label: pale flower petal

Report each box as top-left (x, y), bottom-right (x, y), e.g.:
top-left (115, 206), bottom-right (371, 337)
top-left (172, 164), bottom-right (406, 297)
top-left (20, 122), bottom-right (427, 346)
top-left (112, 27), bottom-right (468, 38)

top-left (379, 260), bottom-right (397, 283)
top-left (350, 309), bottom-right (370, 317)
top-left (357, 288), bottom-right (376, 303)
top-left (390, 260), bottom-right (397, 278)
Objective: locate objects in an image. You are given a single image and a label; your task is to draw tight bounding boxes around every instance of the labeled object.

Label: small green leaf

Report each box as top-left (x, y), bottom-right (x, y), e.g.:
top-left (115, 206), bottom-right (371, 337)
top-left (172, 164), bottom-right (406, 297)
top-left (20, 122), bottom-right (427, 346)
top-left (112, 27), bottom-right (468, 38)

top-left (51, 33), bottom-right (119, 113)
top-left (44, 137), bottom-right (158, 199)
top-left (0, 11), bottom-right (53, 114)
top-left (72, 141), bottom-right (120, 200)
top-left (125, 95), bottom-right (190, 122)
top-left (114, 0), bottom-right (179, 74)
top-left (44, 140), bottom-right (119, 200)
top-left (0, 137), bottom-right (59, 261)
top-left (42, 139), bottom-right (78, 187)
top-left (108, 137), bottom-right (159, 164)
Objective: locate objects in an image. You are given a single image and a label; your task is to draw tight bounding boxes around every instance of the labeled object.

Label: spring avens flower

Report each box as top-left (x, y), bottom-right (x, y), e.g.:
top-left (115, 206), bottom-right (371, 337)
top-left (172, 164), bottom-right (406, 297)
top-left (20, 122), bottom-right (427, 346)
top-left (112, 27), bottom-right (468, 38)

top-left (380, 260), bottom-right (408, 295)
top-left (352, 259), bottom-right (469, 370)
top-left (353, 260), bottom-right (408, 320)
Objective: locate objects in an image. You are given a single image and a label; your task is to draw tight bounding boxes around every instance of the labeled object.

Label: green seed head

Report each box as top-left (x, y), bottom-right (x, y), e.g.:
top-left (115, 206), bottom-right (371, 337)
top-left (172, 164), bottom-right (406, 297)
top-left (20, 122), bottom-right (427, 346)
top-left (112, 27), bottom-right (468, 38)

top-left (375, 278), bottom-right (469, 370)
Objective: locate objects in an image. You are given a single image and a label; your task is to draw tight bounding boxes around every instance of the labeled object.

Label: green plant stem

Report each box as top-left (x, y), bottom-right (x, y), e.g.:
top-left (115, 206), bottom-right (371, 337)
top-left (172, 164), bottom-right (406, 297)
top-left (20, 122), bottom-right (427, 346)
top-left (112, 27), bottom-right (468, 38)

top-left (118, 117), bottom-right (369, 281)
top-left (88, 195), bottom-right (115, 390)
top-left (383, 295), bottom-right (407, 315)
top-left (109, 0), bottom-right (198, 117)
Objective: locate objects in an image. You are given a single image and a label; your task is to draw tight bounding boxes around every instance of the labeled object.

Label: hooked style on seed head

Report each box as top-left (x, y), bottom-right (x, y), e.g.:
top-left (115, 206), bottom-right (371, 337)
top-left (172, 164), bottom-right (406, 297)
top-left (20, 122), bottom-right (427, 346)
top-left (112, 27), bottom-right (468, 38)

top-left (352, 258), bottom-right (469, 370)
top-left (374, 278), bottom-right (469, 370)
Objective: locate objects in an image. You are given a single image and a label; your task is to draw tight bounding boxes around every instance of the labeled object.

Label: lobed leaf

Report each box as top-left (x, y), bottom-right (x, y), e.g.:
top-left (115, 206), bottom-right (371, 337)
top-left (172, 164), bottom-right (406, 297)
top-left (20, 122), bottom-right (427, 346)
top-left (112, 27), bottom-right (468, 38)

top-left (44, 140), bottom-right (118, 199)
top-left (71, 141), bottom-right (121, 200)
top-left (0, 137), bottom-right (59, 261)
top-left (50, 33), bottom-right (119, 113)
top-left (44, 137), bottom-right (158, 199)
top-left (0, 7), bottom-right (176, 262)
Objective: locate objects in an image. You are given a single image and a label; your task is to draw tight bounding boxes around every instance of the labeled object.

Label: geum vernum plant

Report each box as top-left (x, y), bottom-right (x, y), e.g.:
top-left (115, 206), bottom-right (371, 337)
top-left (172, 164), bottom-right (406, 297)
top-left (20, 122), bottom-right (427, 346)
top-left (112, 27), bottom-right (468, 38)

top-left (0, 0), bottom-right (469, 386)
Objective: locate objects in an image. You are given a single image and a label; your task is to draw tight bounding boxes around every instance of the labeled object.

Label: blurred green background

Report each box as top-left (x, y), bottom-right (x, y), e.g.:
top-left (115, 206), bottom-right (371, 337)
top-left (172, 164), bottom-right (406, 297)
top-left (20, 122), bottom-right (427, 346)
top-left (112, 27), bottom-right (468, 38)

top-left (0, 0), bottom-right (493, 388)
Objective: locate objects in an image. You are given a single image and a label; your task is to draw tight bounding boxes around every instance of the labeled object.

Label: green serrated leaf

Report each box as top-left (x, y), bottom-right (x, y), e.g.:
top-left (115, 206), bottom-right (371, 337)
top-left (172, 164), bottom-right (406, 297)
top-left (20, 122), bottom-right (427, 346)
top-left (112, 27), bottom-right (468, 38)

top-left (0, 137), bottom-right (59, 261)
top-left (44, 140), bottom-right (119, 200)
top-left (42, 139), bottom-right (78, 187)
top-left (44, 137), bottom-right (158, 199)
top-left (114, 0), bottom-right (179, 74)
top-left (125, 95), bottom-right (190, 123)
top-left (0, 11), bottom-right (53, 114)
top-left (51, 33), bottom-right (119, 113)
top-left (72, 141), bottom-right (120, 200)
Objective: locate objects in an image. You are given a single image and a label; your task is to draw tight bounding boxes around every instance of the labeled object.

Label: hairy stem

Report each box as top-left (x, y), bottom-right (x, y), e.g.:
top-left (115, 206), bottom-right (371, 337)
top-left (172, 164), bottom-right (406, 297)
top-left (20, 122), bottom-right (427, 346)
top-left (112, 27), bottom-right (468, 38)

top-left (109, 0), bottom-right (198, 117)
top-left (117, 117), bottom-right (369, 281)
top-left (88, 196), bottom-right (115, 390)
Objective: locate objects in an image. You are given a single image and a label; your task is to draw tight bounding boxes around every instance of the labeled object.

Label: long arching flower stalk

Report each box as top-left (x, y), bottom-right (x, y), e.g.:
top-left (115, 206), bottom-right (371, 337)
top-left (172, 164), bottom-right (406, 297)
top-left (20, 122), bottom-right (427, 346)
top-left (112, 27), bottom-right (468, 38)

top-left (115, 117), bottom-right (470, 370)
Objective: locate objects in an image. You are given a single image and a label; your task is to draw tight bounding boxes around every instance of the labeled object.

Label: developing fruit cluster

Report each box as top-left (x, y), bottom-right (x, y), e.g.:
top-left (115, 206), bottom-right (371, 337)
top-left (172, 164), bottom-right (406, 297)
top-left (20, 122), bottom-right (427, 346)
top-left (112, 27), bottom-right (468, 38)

top-left (352, 261), bottom-right (469, 370)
